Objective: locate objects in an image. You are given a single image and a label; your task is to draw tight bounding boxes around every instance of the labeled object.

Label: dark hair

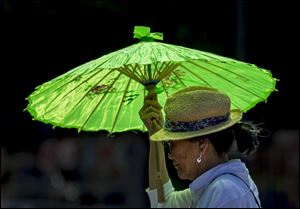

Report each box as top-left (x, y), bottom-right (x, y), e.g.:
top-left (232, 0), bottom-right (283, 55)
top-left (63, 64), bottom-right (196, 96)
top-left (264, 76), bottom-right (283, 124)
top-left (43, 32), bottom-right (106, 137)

top-left (190, 120), bottom-right (267, 158)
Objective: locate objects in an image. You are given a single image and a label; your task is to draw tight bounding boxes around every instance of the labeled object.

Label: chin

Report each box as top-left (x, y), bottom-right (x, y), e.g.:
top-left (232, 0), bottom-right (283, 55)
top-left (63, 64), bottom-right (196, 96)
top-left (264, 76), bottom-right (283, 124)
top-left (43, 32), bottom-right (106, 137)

top-left (177, 171), bottom-right (194, 180)
top-left (177, 171), bottom-right (189, 180)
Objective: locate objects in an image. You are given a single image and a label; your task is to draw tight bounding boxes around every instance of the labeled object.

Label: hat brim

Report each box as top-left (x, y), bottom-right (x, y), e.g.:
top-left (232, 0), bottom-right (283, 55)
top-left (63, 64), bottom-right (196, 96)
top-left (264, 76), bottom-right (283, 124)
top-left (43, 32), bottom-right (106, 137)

top-left (150, 109), bottom-right (243, 142)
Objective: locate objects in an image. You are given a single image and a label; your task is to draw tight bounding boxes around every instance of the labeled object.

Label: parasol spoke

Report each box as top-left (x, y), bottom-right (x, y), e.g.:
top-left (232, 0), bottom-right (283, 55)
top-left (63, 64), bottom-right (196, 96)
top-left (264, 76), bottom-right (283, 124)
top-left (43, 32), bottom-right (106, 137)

top-left (110, 78), bottom-right (133, 133)
top-left (189, 60), bottom-right (267, 100)
top-left (160, 79), bottom-right (170, 97)
top-left (179, 64), bottom-right (212, 87)
top-left (205, 60), bottom-right (276, 89)
top-left (147, 64), bottom-right (153, 81)
top-left (79, 72), bottom-right (123, 131)
top-left (118, 66), bottom-right (143, 83)
top-left (153, 62), bottom-right (166, 81)
top-left (170, 65), bottom-right (188, 88)
top-left (41, 68), bottom-right (116, 116)
top-left (135, 64), bottom-right (146, 81)
top-left (156, 62), bottom-right (173, 81)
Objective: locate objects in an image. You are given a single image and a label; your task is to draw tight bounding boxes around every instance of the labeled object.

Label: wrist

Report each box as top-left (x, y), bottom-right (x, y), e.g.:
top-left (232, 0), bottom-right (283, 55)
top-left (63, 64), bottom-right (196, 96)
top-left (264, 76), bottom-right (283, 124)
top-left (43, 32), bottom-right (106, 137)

top-left (148, 128), bottom-right (161, 136)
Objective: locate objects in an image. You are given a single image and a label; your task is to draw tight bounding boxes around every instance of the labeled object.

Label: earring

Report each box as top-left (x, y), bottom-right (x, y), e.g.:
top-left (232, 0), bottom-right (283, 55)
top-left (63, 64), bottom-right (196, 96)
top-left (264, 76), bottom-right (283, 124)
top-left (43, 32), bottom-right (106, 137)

top-left (196, 154), bottom-right (202, 164)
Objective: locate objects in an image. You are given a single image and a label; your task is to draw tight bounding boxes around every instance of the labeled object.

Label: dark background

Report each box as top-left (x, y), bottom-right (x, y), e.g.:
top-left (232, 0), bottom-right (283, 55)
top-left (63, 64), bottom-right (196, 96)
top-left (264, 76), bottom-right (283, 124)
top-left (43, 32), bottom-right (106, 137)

top-left (1, 1), bottom-right (297, 152)
top-left (1, 1), bottom-right (298, 208)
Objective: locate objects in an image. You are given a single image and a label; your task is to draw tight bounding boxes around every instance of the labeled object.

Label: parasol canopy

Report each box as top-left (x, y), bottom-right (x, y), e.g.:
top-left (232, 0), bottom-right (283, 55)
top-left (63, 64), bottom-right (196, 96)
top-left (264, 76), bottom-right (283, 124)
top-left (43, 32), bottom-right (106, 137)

top-left (26, 26), bottom-right (277, 133)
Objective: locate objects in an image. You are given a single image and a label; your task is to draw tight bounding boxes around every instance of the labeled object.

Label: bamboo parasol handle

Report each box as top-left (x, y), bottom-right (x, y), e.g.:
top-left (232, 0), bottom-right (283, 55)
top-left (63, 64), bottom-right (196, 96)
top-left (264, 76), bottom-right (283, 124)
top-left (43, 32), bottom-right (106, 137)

top-left (146, 84), bottom-right (165, 203)
top-left (153, 120), bottom-right (166, 203)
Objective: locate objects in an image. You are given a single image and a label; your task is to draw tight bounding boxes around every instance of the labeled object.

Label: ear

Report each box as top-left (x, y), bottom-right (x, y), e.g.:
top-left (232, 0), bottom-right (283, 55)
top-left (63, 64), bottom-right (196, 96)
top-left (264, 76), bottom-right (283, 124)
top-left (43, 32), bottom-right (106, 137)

top-left (199, 138), bottom-right (209, 154)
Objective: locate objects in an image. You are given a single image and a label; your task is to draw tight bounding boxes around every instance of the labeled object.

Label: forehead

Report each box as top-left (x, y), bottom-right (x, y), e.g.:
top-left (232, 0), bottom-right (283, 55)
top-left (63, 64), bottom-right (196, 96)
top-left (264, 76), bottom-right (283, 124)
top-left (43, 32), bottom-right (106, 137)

top-left (166, 137), bottom-right (205, 145)
top-left (167, 139), bottom-right (189, 145)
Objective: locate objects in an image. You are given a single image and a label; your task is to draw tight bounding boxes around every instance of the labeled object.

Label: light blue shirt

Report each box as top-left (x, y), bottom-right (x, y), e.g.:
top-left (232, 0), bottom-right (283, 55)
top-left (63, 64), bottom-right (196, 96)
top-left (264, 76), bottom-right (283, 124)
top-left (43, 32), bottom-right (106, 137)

top-left (146, 159), bottom-right (261, 208)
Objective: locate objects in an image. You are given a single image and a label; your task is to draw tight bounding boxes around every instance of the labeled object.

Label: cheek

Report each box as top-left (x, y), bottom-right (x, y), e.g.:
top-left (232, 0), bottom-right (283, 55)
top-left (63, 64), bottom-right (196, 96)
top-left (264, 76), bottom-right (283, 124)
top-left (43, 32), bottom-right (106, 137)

top-left (174, 148), bottom-right (196, 165)
top-left (171, 142), bottom-right (198, 165)
top-left (172, 151), bottom-right (186, 161)
top-left (175, 152), bottom-right (198, 180)
top-left (181, 148), bottom-right (198, 169)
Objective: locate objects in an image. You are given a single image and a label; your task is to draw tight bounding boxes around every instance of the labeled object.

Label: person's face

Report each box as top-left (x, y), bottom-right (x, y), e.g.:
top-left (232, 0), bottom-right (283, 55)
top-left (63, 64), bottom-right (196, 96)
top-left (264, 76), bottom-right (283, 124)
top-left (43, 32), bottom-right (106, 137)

top-left (165, 139), bottom-right (203, 180)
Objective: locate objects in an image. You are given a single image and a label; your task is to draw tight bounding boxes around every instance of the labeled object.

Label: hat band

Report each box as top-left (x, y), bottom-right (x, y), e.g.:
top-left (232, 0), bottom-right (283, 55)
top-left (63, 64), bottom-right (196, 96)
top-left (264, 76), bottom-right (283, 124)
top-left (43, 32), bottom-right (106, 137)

top-left (165, 113), bottom-right (230, 132)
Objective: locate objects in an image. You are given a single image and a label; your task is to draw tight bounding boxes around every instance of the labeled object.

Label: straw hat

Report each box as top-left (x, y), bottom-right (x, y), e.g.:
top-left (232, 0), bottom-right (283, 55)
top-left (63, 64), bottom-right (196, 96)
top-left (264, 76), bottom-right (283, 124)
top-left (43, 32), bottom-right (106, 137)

top-left (150, 86), bottom-right (243, 141)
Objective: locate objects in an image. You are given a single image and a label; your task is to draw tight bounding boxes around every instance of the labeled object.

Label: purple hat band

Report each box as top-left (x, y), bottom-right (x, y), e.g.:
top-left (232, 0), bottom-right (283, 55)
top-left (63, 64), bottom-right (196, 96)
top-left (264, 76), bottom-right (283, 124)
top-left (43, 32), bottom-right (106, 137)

top-left (165, 113), bottom-right (230, 132)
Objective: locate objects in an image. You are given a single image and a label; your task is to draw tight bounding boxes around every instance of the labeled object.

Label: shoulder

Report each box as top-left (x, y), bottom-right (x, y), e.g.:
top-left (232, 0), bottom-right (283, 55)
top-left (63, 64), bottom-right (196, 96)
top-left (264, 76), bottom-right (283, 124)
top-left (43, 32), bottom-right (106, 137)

top-left (197, 174), bottom-right (255, 207)
top-left (209, 174), bottom-right (249, 197)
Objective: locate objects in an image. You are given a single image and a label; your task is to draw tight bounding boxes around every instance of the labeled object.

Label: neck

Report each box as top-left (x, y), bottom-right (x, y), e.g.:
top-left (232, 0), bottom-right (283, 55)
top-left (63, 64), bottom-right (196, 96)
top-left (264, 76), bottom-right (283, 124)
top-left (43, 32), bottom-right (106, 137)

top-left (195, 153), bottom-right (228, 179)
top-left (206, 154), bottom-right (228, 171)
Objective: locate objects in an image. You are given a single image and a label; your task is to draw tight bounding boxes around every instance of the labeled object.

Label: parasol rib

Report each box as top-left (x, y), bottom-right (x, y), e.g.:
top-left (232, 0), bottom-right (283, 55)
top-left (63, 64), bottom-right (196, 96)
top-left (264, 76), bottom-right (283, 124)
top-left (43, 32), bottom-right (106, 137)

top-left (170, 66), bottom-right (187, 88)
top-left (110, 77), bottom-right (132, 133)
top-left (50, 69), bottom-right (119, 120)
top-left (160, 78), bottom-right (169, 97)
top-left (161, 43), bottom-right (214, 61)
top-left (224, 62), bottom-right (277, 91)
top-left (204, 60), bottom-right (273, 88)
top-left (153, 62), bottom-right (166, 81)
top-left (149, 46), bottom-right (160, 81)
top-left (161, 40), bottom-right (275, 104)
top-left (179, 65), bottom-right (212, 87)
top-left (135, 64), bottom-right (146, 82)
top-left (180, 64), bottom-right (240, 109)
top-left (79, 72), bottom-right (123, 131)
top-left (142, 87), bottom-right (147, 132)
top-left (42, 68), bottom-right (111, 115)
top-left (118, 66), bottom-right (143, 83)
top-left (147, 64), bottom-right (153, 81)
top-left (189, 60), bottom-right (266, 100)
top-left (129, 64), bottom-right (144, 81)
top-left (36, 67), bottom-right (102, 100)
top-left (152, 62), bottom-right (159, 81)
top-left (156, 62), bottom-right (173, 81)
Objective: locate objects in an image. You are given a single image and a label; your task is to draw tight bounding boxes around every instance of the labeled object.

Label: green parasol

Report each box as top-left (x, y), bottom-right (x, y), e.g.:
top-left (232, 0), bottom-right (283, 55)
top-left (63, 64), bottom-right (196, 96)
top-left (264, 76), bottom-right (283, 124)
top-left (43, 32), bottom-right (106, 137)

top-left (25, 26), bottom-right (277, 203)
top-left (26, 26), bottom-right (277, 133)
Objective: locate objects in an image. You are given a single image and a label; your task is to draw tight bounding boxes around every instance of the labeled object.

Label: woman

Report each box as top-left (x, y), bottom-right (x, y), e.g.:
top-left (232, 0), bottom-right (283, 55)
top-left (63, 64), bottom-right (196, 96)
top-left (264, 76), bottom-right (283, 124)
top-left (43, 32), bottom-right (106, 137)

top-left (139, 86), bottom-right (262, 208)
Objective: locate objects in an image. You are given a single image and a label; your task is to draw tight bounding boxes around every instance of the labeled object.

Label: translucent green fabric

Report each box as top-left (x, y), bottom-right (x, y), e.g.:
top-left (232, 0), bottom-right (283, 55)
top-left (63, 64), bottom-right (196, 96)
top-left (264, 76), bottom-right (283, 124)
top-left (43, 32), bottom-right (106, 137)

top-left (26, 33), bottom-right (277, 133)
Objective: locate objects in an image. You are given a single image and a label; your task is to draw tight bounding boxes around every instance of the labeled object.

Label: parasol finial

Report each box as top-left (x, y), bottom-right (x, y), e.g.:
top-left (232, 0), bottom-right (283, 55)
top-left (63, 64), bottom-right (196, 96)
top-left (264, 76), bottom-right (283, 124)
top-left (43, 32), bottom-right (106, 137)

top-left (133, 26), bottom-right (163, 42)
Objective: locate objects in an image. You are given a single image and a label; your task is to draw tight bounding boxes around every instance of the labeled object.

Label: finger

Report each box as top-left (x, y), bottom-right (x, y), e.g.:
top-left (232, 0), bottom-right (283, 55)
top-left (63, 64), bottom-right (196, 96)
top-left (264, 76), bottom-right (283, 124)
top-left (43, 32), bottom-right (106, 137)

top-left (140, 111), bottom-right (161, 119)
top-left (153, 119), bottom-right (163, 129)
top-left (139, 104), bottom-right (149, 115)
top-left (140, 112), bottom-right (161, 121)
top-left (139, 101), bottom-right (161, 116)
top-left (156, 118), bottom-right (164, 128)
top-left (145, 105), bottom-right (162, 114)
top-left (140, 106), bottom-right (162, 119)
top-left (143, 100), bottom-right (162, 110)
top-left (144, 92), bottom-right (158, 102)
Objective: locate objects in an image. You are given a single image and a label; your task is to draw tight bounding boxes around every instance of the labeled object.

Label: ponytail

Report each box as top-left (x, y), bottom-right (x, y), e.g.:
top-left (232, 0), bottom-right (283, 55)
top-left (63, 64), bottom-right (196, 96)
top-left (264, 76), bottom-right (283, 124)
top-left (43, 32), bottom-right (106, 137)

top-left (231, 120), bottom-right (269, 158)
top-left (203, 120), bottom-right (269, 158)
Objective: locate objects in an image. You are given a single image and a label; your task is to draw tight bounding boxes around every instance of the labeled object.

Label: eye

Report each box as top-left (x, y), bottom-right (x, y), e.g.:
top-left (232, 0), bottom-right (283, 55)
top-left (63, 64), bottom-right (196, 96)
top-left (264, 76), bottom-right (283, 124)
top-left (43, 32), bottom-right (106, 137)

top-left (162, 141), bottom-right (172, 154)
